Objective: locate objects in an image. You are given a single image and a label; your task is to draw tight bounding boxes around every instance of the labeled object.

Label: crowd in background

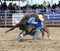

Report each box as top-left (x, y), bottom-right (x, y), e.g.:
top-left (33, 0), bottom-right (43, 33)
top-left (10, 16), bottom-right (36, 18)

top-left (0, 1), bottom-right (60, 20)
top-left (0, 1), bottom-right (60, 13)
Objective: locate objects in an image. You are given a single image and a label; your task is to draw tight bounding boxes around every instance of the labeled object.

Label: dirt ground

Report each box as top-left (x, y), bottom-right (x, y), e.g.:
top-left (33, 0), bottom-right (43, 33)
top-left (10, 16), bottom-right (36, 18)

top-left (0, 27), bottom-right (60, 51)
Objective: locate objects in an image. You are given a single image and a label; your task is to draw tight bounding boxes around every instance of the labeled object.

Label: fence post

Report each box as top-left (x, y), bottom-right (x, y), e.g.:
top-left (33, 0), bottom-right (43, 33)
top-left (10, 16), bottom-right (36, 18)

top-left (5, 10), bottom-right (7, 27)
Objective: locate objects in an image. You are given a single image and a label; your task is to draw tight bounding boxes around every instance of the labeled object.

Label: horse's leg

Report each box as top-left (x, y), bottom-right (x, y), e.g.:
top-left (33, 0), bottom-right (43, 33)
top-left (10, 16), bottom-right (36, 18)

top-left (40, 29), bottom-right (45, 39)
top-left (43, 27), bottom-right (51, 40)
top-left (17, 30), bottom-right (26, 42)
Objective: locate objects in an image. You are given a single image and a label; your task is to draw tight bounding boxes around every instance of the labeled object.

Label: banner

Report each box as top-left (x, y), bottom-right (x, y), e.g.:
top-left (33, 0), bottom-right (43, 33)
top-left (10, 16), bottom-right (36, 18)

top-left (12, 13), bottom-right (25, 26)
top-left (44, 13), bottom-right (60, 22)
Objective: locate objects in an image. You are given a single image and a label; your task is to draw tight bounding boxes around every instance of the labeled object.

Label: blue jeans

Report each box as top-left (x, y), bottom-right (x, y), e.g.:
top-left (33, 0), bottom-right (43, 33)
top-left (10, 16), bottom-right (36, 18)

top-left (33, 28), bottom-right (40, 40)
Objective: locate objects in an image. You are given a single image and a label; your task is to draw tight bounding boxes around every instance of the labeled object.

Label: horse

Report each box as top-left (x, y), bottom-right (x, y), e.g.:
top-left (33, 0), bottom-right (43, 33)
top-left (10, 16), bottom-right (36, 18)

top-left (5, 13), bottom-right (51, 40)
top-left (19, 13), bottom-right (51, 39)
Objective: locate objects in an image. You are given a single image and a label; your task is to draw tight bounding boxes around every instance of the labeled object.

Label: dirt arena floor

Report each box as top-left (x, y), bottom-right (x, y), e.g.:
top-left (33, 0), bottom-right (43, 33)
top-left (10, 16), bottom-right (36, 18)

top-left (0, 27), bottom-right (60, 51)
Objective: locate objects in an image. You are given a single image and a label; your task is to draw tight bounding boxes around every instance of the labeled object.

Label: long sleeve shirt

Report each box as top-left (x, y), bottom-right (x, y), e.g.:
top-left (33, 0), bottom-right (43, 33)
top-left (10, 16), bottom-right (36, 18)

top-left (27, 17), bottom-right (44, 30)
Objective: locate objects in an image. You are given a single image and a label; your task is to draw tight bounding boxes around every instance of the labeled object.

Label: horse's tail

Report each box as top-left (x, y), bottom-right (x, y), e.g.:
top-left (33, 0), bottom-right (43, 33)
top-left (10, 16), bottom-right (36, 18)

top-left (5, 26), bottom-right (16, 33)
top-left (5, 22), bottom-right (22, 33)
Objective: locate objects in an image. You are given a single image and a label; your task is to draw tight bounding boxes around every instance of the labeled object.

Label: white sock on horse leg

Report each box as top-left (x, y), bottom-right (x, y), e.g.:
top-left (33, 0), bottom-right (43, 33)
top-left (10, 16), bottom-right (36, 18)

top-left (20, 31), bottom-right (26, 37)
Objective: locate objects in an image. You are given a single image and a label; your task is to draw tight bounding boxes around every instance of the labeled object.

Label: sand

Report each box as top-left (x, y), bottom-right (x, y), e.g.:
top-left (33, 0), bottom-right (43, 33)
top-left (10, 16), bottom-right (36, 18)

top-left (0, 27), bottom-right (60, 51)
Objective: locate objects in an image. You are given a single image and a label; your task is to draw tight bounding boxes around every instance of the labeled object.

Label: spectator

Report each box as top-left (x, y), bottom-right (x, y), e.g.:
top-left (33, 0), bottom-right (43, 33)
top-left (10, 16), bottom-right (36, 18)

top-left (8, 3), bottom-right (15, 13)
top-left (1, 2), bottom-right (7, 10)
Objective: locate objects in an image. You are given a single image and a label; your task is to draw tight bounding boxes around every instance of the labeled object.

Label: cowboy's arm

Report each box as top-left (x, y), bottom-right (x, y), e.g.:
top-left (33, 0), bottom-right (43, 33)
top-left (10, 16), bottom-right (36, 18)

top-left (27, 18), bottom-right (38, 24)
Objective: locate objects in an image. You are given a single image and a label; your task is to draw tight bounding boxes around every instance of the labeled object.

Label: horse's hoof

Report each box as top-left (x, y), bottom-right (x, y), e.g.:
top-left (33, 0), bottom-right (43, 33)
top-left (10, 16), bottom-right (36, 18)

top-left (48, 37), bottom-right (52, 40)
top-left (17, 36), bottom-right (23, 42)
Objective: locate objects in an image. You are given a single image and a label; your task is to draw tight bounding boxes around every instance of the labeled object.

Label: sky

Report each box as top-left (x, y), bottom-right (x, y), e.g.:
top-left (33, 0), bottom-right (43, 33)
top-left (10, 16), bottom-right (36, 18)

top-left (2, 0), bottom-right (60, 6)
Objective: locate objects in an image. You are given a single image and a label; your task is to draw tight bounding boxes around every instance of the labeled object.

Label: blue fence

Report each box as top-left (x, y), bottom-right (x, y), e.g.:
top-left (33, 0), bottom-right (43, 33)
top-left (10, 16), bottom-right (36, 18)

top-left (44, 13), bottom-right (60, 22)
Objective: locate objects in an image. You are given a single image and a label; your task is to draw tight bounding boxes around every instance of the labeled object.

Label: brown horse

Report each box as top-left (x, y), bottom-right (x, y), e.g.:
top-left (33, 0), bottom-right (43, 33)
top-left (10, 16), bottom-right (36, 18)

top-left (5, 13), bottom-right (51, 40)
top-left (5, 13), bottom-right (40, 32)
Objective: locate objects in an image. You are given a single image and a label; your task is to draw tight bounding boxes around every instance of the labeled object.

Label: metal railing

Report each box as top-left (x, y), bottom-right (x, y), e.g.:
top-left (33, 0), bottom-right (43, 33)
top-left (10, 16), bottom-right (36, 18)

top-left (0, 9), bottom-right (60, 27)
